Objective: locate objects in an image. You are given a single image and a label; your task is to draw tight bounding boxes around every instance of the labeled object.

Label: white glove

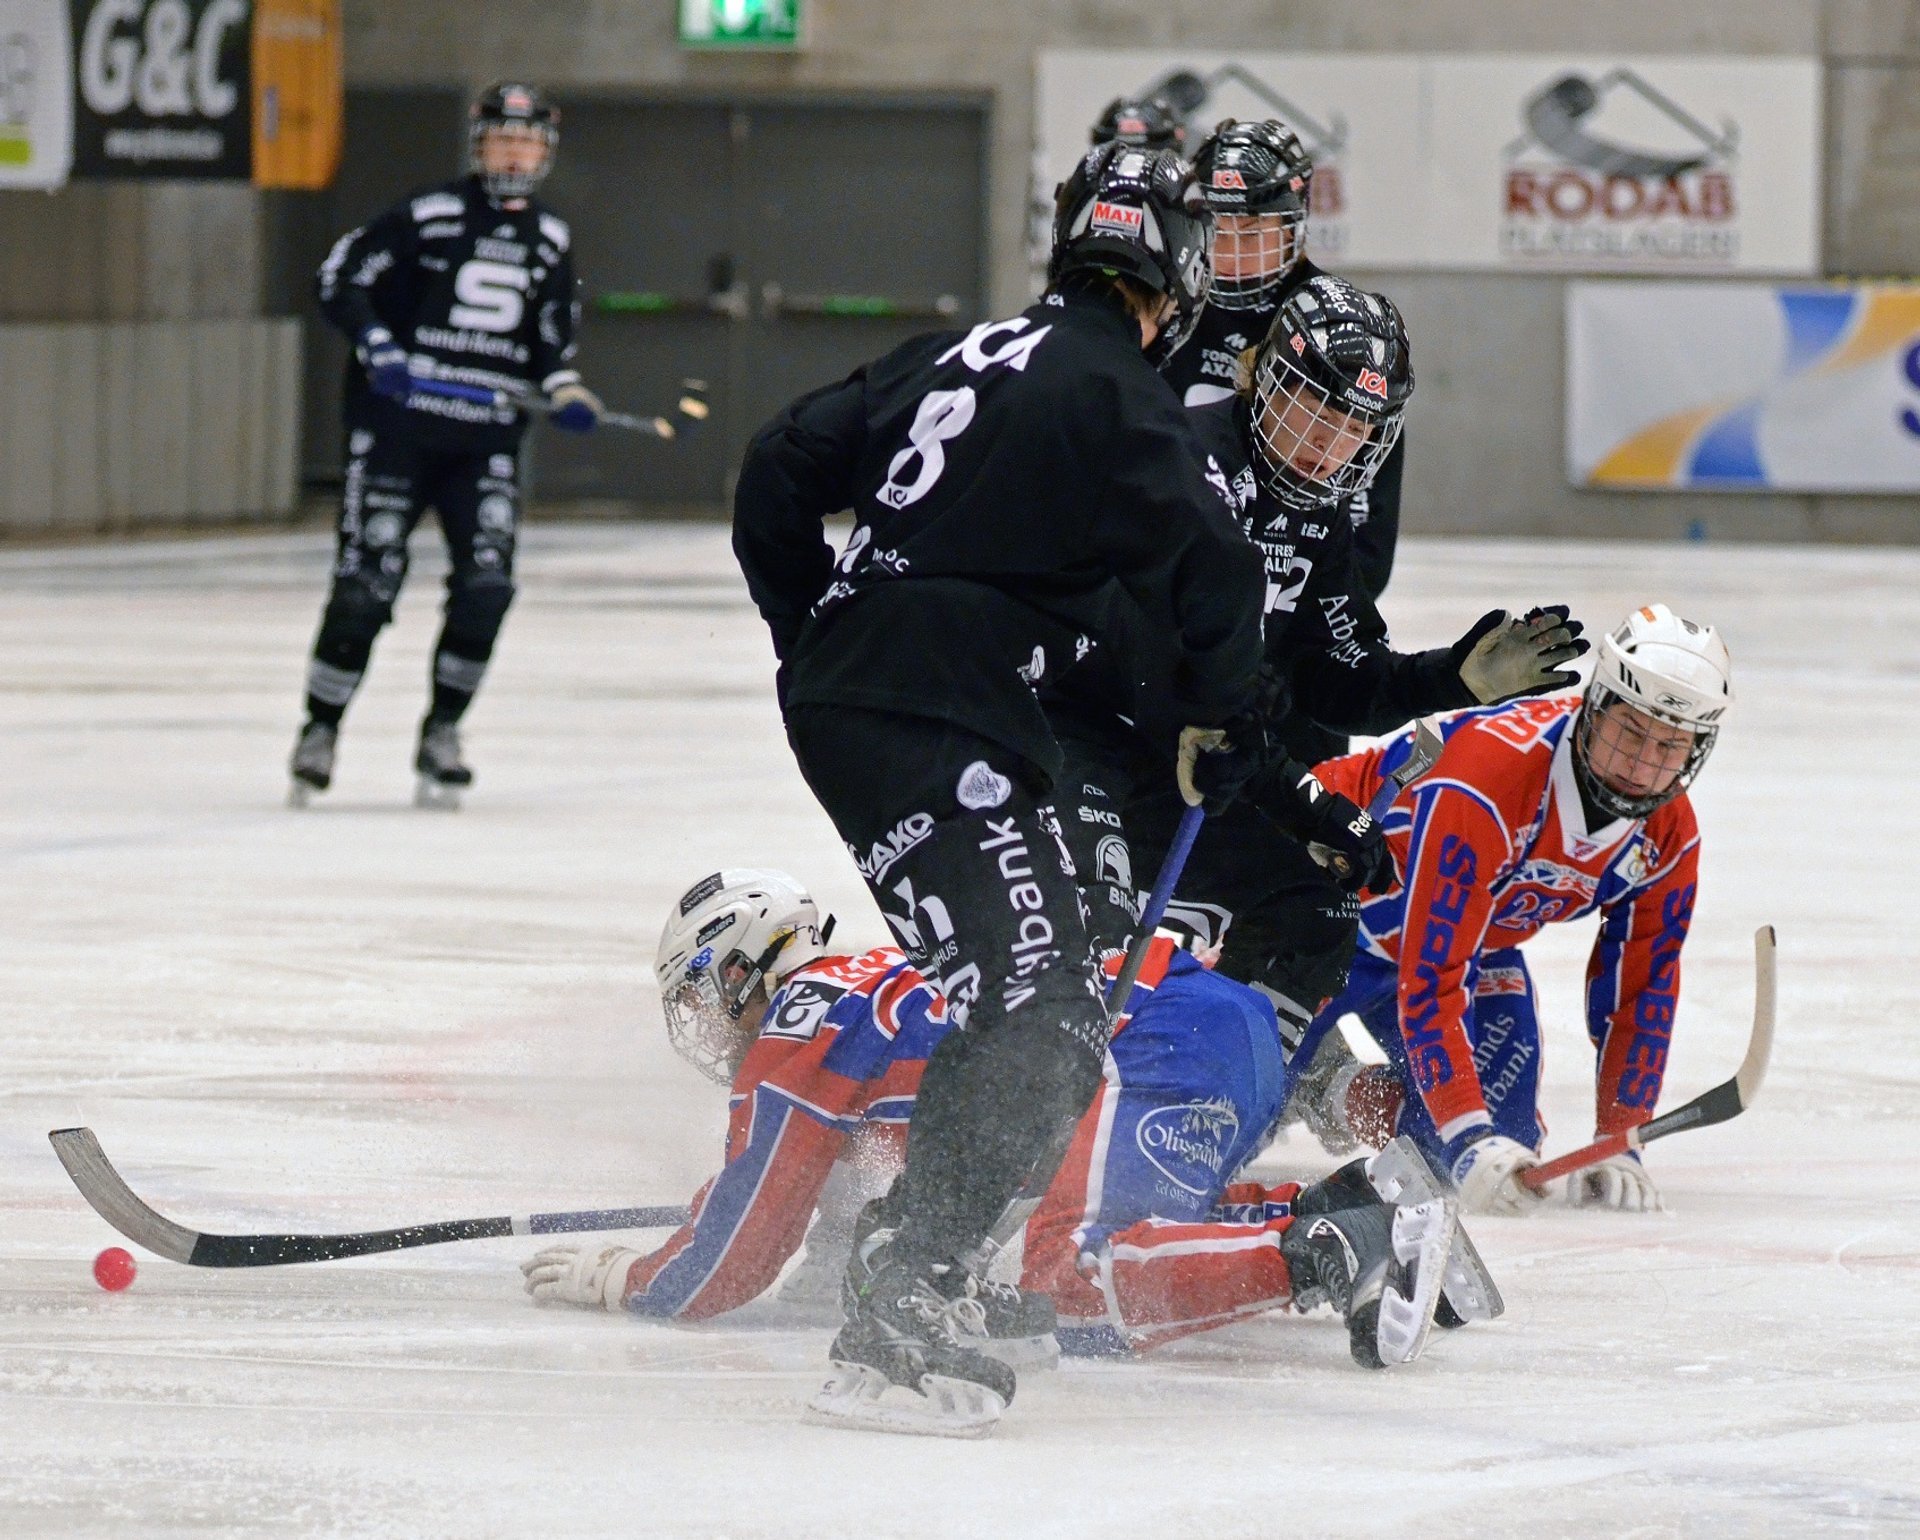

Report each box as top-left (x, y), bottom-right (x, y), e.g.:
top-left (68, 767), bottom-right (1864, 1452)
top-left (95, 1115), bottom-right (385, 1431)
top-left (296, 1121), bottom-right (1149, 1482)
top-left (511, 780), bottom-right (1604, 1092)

top-left (520, 1242), bottom-right (643, 1311)
top-left (1450, 1133), bottom-right (1549, 1217)
top-left (1564, 1152), bottom-right (1664, 1213)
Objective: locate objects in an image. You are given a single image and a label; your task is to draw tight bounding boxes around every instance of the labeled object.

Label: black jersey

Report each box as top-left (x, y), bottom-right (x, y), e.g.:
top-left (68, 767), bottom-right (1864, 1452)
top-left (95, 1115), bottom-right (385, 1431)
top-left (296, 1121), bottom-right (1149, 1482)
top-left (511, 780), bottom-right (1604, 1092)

top-left (1184, 399), bottom-right (1469, 737)
top-left (732, 286), bottom-right (1265, 779)
top-left (315, 175), bottom-right (581, 454)
top-left (1161, 257), bottom-right (1401, 602)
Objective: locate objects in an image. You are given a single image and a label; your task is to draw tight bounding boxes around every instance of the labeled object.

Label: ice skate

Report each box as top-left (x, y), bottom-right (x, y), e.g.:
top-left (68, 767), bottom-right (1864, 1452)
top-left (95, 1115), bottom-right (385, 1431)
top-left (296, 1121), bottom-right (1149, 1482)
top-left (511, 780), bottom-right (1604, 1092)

top-left (941, 1270), bottom-right (1060, 1371)
top-left (414, 717), bottom-right (472, 809)
top-left (845, 1201), bottom-right (1058, 1371)
top-left (288, 721), bottom-right (337, 808)
top-left (1293, 1139), bottom-right (1504, 1329)
top-left (1282, 1135), bottom-right (1458, 1368)
top-left (806, 1250), bottom-right (1017, 1439)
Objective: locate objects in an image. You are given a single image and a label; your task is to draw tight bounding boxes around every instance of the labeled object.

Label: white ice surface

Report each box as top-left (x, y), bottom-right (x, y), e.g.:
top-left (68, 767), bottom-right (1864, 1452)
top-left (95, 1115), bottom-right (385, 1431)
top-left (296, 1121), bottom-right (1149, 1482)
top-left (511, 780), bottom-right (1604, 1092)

top-left (2, 525), bottom-right (1917, 1538)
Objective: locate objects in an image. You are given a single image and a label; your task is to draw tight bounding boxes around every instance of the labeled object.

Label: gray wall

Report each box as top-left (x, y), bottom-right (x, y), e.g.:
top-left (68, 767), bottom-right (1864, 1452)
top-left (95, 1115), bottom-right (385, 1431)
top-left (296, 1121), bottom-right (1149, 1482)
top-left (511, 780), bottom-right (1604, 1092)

top-left (5, 0), bottom-right (1919, 537)
top-left (337, 0), bottom-right (1920, 540)
top-left (0, 186), bottom-right (302, 531)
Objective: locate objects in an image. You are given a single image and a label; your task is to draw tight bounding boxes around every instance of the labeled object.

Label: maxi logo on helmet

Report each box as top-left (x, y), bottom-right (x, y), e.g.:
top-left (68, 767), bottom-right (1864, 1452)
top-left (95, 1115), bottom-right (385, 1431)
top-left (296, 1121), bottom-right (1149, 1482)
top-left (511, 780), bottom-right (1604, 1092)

top-left (1090, 200), bottom-right (1144, 235)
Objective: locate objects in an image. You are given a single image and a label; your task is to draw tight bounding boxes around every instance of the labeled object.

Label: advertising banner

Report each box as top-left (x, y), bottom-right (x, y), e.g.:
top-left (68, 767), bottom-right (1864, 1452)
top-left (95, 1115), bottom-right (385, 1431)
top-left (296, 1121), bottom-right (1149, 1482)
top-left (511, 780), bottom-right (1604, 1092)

top-left (70, 0), bottom-right (251, 178)
top-left (1568, 281), bottom-right (1920, 492)
top-left (0, 0), bottom-right (72, 188)
top-left (1036, 49), bottom-right (1425, 268)
top-left (1429, 56), bottom-right (1820, 274)
top-left (250, 0), bottom-right (339, 189)
top-left (1036, 51), bottom-right (1821, 276)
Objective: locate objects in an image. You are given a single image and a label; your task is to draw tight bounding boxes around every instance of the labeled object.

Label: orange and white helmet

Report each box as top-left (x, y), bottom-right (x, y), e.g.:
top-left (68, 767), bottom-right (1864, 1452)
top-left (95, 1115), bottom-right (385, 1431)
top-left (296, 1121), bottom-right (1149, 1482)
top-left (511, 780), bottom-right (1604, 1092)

top-left (654, 869), bottom-right (834, 1084)
top-left (1576, 604), bottom-right (1733, 818)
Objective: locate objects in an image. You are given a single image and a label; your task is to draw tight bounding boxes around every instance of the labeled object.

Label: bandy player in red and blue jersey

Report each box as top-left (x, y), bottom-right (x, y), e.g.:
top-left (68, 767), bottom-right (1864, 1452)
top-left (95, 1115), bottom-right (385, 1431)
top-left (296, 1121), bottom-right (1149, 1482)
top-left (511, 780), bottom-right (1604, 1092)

top-left (522, 871), bottom-right (1484, 1373)
top-left (521, 870), bottom-right (957, 1325)
top-left (1285, 605), bottom-right (1734, 1218)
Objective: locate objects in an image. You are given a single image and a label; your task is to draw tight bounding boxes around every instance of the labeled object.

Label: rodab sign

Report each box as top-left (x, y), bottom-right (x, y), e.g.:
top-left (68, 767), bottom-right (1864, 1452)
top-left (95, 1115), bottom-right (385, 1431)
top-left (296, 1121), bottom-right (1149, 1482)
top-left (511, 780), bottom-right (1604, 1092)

top-left (1431, 54), bottom-right (1820, 274)
top-left (1036, 50), bottom-right (1819, 275)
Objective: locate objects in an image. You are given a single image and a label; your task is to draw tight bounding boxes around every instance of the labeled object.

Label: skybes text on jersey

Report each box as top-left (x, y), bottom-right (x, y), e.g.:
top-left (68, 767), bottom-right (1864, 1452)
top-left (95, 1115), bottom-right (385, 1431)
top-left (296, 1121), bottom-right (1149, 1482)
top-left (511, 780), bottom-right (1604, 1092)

top-left (1403, 834), bottom-right (1480, 1093)
top-left (1615, 882), bottom-right (1693, 1110)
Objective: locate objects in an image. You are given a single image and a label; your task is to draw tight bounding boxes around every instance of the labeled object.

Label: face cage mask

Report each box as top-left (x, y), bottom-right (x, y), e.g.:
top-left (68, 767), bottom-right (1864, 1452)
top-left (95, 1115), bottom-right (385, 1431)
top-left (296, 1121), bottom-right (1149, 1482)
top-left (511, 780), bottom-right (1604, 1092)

top-left (1572, 684), bottom-right (1719, 821)
top-left (1207, 211), bottom-right (1305, 311)
top-left (468, 121), bottom-right (556, 199)
top-left (1249, 344), bottom-right (1403, 511)
top-left (661, 930), bottom-right (797, 1086)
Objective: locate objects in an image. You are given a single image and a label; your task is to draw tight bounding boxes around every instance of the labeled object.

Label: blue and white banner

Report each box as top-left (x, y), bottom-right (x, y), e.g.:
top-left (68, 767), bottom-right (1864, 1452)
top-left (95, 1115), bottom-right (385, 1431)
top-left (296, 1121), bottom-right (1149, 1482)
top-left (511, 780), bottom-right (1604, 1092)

top-left (1568, 281), bottom-right (1920, 491)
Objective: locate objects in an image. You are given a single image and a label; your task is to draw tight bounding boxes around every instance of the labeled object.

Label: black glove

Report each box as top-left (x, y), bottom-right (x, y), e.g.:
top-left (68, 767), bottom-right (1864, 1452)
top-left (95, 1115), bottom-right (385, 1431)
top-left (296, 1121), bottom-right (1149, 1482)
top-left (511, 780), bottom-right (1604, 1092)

top-left (1289, 769), bottom-right (1395, 894)
top-left (1451, 605), bottom-right (1589, 704)
top-left (1176, 714), bottom-right (1274, 814)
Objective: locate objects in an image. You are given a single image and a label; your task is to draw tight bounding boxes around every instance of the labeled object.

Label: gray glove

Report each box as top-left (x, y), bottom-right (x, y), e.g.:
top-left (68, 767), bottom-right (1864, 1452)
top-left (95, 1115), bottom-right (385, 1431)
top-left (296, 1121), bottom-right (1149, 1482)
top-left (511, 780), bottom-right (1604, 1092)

top-left (1452, 605), bottom-right (1589, 704)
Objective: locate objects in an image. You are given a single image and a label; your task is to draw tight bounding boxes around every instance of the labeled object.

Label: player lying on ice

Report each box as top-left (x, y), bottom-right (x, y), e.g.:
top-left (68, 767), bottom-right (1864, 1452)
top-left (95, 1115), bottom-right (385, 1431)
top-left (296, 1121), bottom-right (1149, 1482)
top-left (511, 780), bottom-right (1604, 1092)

top-left (522, 871), bottom-right (1499, 1371)
top-left (1282, 605), bottom-right (1734, 1218)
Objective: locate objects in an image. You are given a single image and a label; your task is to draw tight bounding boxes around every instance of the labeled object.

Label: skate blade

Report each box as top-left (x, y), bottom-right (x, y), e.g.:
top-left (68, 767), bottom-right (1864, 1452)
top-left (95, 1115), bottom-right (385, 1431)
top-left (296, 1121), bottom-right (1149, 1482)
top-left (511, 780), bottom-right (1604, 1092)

top-left (974, 1332), bottom-right (1060, 1372)
top-left (1373, 1195), bottom-right (1457, 1367)
top-left (287, 780), bottom-right (316, 809)
top-left (1439, 1225), bottom-right (1505, 1322)
top-left (414, 776), bottom-right (463, 811)
top-left (803, 1363), bottom-right (1005, 1440)
top-left (1363, 1139), bottom-right (1504, 1323)
top-left (1364, 1135), bottom-right (1445, 1206)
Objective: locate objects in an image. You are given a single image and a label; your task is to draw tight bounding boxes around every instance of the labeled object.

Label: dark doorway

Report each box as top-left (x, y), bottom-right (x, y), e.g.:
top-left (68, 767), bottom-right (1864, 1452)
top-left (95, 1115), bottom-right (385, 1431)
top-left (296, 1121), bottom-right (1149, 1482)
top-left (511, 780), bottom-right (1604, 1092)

top-left (533, 94), bottom-right (989, 514)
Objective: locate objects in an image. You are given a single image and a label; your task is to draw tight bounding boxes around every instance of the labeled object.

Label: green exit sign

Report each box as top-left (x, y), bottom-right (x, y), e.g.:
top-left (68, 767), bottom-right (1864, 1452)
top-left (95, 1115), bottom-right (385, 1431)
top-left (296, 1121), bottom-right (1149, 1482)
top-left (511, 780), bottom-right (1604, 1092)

top-left (679, 0), bottom-right (803, 47)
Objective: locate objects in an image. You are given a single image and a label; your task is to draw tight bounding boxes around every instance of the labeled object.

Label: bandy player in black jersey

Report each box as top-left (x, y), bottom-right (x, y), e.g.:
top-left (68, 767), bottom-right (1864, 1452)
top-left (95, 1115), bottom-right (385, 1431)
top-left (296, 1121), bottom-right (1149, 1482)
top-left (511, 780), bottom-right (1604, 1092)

top-left (1161, 120), bottom-right (1402, 601)
top-left (734, 143), bottom-right (1264, 1435)
top-left (290, 82), bottom-right (603, 809)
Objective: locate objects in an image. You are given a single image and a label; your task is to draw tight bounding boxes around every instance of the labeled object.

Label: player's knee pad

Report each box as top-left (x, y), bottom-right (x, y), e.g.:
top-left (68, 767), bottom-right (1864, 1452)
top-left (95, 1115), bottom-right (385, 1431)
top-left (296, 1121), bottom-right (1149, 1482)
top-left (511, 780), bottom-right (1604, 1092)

top-left (987, 968), bottom-right (1108, 1126)
top-left (319, 575), bottom-right (396, 648)
top-left (445, 576), bottom-right (516, 641)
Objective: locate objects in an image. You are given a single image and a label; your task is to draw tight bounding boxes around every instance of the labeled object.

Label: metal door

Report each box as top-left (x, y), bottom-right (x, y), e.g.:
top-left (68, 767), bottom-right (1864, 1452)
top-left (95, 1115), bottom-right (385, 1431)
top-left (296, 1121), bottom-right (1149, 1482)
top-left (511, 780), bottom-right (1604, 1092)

top-left (536, 95), bottom-right (987, 514)
top-left (533, 102), bottom-right (738, 512)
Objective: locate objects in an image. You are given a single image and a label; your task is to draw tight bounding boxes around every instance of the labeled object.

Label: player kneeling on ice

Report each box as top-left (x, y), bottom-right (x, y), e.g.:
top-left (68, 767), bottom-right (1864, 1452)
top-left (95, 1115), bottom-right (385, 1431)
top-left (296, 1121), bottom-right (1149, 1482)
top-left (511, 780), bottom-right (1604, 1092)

top-left (1284, 606), bottom-right (1734, 1217)
top-left (521, 870), bottom-right (1058, 1369)
top-left (524, 873), bottom-right (1496, 1377)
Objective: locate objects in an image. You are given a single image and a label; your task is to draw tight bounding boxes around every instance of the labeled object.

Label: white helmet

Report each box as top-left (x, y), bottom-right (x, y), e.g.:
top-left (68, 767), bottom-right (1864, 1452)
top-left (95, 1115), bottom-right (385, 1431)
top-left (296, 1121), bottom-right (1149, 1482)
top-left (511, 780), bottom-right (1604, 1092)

top-left (1576, 604), bottom-right (1733, 819)
top-left (655, 869), bottom-right (835, 1084)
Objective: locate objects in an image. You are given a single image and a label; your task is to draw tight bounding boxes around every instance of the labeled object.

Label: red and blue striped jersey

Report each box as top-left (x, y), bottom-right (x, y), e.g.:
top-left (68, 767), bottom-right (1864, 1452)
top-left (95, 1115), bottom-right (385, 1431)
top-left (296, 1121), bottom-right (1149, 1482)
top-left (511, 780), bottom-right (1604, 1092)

top-left (1315, 695), bottom-right (1700, 1144)
top-left (622, 947), bottom-right (947, 1319)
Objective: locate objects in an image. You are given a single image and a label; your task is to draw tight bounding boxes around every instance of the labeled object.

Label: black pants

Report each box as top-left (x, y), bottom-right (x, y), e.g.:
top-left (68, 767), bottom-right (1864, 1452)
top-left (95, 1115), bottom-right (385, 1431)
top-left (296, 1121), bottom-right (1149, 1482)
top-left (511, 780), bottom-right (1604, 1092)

top-left (302, 414), bottom-right (520, 729)
top-left (1052, 722), bottom-right (1361, 1056)
top-left (787, 704), bottom-right (1106, 1272)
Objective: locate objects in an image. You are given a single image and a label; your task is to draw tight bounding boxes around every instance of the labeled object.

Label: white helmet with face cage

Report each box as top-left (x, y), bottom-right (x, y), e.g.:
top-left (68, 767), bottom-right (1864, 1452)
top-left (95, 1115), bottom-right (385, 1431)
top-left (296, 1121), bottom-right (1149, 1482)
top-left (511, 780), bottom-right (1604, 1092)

top-left (655, 869), bottom-right (834, 1084)
top-left (1575, 604), bottom-right (1733, 819)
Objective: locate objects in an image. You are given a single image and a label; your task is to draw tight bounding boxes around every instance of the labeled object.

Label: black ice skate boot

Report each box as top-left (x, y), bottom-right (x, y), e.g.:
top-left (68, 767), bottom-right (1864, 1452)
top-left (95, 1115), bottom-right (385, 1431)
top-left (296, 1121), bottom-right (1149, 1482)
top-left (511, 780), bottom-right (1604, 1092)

top-left (845, 1199), bottom-right (1059, 1371)
top-left (414, 717), bottom-right (473, 809)
top-left (1281, 1136), bottom-right (1457, 1369)
top-left (1293, 1137), bottom-right (1504, 1331)
top-left (807, 1242), bottom-right (1018, 1439)
top-left (288, 721), bottom-right (337, 808)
